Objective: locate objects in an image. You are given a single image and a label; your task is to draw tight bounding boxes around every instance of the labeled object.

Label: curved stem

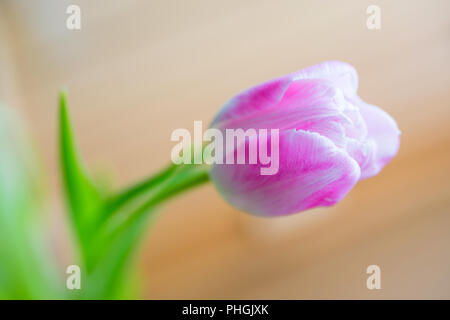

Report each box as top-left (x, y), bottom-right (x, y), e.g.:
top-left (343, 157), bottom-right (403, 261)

top-left (99, 163), bottom-right (210, 227)
top-left (115, 165), bottom-right (209, 234)
top-left (134, 166), bottom-right (210, 213)
top-left (99, 164), bottom-right (178, 223)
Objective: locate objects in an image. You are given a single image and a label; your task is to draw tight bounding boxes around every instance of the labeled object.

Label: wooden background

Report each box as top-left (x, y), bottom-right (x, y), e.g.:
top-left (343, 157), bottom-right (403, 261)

top-left (0, 0), bottom-right (449, 298)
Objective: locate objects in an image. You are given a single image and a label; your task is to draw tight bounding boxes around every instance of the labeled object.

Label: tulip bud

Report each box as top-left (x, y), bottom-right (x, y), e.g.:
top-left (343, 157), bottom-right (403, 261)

top-left (209, 61), bottom-right (400, 216)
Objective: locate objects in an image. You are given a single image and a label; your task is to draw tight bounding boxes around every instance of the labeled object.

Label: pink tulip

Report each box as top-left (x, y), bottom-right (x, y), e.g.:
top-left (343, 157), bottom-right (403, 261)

top-left (210, 61), bottom-right (400, 216)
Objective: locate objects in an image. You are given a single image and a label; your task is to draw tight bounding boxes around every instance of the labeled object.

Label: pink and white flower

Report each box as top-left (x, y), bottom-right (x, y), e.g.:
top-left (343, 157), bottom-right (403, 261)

top-left (210, 61), bottom-right (400, 216)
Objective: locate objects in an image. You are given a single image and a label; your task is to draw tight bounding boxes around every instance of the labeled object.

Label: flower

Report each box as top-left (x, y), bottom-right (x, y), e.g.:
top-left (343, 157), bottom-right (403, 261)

top-left (209, 61), bottom-right (400, 217)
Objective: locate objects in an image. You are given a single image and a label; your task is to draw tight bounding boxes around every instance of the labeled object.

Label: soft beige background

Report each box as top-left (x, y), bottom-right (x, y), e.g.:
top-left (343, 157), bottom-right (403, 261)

top-left (0, 0), bottom-right (449, 299)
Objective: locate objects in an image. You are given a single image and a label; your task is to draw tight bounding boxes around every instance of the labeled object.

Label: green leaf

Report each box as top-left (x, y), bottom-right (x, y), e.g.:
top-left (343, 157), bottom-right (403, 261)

top-left (0, 104), bottom-right (62, 299)
top-left (59, 91), bottom-right (102, 266)
top-left (58, 92), bottom-right (210, 299)
top-left (84, 206), bottom-right (155, 299)
top-left (85, 166), bottom-right (209, 298)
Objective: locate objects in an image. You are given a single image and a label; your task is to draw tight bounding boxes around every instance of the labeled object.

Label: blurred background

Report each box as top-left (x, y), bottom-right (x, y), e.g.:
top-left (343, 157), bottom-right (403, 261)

top-left (0, 0), bottom-right (449, 299)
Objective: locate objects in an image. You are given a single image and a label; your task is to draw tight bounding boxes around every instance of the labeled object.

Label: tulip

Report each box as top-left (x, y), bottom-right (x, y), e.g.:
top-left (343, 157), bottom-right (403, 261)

top-left (209, 61), bottom-right (400, 216)
top-left (47, 63), bottom-right (399, 299)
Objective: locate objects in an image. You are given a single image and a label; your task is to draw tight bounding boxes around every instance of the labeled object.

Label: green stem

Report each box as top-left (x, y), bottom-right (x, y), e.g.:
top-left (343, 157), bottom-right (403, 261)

top-left (99, 164), bottom-right (178, 223)
top-left (82, 164), bottom-right (210, 298)
top-left (130, 165), bottom-right (210, 217)
top-left (98, 163), bottom-right (210, 229)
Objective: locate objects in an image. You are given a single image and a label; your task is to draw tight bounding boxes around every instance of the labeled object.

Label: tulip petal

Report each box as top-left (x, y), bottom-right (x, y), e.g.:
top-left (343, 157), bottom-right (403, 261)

top-left (211, 76), bottom-right (293, 126)
top-left (351, 96), bottom-right (401, 179)
top-left (292, 60), bottom-right (359, 97)
top-left (214, 79), bottom-right (353, 150)
top-left (210, 129), bottom-right (361, 216)
top-left (212, 61), bottom-right (358, 127)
